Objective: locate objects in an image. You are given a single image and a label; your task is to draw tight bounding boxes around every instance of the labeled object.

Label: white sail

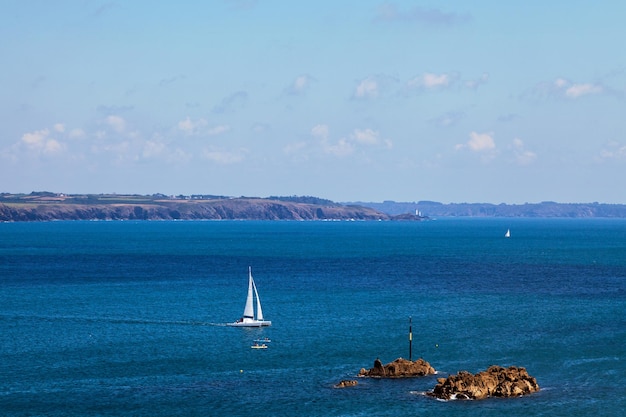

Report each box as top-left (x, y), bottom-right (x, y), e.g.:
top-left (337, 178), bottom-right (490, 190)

top-left (242, 267), bottom-right (255, 320)
top-left (505, 229), bottom-right (511, 238)
top-left (253, 279), bottom-right (264, 321)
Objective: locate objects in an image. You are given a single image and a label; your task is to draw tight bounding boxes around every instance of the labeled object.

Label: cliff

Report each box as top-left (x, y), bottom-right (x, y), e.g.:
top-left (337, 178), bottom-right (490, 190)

top-left (0, 193), bottom-right (389, 222)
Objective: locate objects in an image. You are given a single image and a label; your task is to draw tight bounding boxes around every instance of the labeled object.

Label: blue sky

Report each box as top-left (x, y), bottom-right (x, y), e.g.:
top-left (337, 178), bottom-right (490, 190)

top-left (1, 1), bottom-right (625, 203)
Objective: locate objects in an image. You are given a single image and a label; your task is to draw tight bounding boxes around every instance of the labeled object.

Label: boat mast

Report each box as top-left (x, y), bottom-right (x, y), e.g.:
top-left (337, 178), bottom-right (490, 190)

top-left (409, 316), bottom-right (413, 361)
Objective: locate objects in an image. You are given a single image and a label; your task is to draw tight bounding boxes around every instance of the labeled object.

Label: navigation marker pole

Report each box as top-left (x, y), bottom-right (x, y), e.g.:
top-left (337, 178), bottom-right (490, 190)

top-left (409, 316), bottom-right (413, 361)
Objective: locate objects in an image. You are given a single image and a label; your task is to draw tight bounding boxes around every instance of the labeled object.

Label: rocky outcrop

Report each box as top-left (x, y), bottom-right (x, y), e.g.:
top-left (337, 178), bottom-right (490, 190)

top-left (428, 365), bottom-right (540, 400)
top-left (359, 358), bottom-right (436, 378)
top-left (388, 213), bottom-right (428, 221)
top-left (334, 380), bottom-right (358, 388)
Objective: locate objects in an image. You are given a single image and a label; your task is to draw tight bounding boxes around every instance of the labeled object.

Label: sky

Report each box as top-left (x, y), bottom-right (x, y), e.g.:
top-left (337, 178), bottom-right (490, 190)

top-left (1, 1), bottom-right (625, 203)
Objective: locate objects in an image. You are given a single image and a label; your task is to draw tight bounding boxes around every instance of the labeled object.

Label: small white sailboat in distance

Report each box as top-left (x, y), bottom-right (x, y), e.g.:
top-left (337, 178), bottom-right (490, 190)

top-left (505, 229), bottom-right (511, 238)
top-left (227, 267), bottom-right (271, 327)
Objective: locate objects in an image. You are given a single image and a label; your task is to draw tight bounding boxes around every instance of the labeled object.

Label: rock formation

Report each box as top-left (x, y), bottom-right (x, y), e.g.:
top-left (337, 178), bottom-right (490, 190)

top-left (333, 380), bottom-right (358, 388)
top-left (428, 365), bottom-right (540, 400)
top-left (358, 358), bottom-right (436, 378)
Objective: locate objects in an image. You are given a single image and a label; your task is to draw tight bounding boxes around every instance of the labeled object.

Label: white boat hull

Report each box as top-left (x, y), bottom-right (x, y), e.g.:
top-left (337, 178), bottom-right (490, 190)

top-left (227, 320), bottom-right (272, 327)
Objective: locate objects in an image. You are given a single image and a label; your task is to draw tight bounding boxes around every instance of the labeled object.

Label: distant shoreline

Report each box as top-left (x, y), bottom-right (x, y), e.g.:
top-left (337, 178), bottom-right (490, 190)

top-left (353, 200), bottom-right (626, 218)
top-left (2, 192), bottom-right (626, 221)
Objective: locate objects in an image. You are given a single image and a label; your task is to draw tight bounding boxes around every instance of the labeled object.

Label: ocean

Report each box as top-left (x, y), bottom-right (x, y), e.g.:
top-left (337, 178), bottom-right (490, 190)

top-left (1, 218), bottom-right (624, 416)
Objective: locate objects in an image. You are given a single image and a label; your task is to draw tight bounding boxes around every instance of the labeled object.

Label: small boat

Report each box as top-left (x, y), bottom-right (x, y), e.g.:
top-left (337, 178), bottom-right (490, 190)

top-left (254, 337), bottom-right (271, 343)
top-left (251, 343), bottom-right (268, 349)
top-left (505, 229), bottom-right (511, 238)
top-left (227, 267), bottom-right (272, 327)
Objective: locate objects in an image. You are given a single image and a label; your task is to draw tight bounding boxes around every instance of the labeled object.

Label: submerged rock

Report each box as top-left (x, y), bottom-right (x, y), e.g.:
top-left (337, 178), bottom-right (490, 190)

top-left (334, 380), bottom-right (358, 388)
top-left (428, 365), bottom-right (540, 400)
top-left (358, 358), bottom-right (436, 378)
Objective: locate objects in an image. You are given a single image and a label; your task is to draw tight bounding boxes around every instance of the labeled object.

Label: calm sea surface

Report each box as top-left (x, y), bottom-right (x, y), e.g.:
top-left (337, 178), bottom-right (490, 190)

top-left (1, 218), bottom-right (625, 416)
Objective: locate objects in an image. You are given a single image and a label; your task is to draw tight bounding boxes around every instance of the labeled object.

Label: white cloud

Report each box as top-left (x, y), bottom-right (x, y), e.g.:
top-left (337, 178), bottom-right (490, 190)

top-left (466, 131), bottom-right (495, 151)
top-left (511, 138), bottom-right (537, 165)
top-left (311, 124), bottom-right (351, 156)
top-left (21, 129), bottom-right (50, 147)
top-left (203, 148), bottom-right (246, 164)
top-left (178, 117), bottom-right (195, 134)
top-left (106, 115), bottom-right (126, 133)
top-left (207, 125), bottom-right (230, 136)
top-left (53, 123), bottom-right (65, 133)
top-left (354, 77), bottom-right (379, 99)
top-left (312, 126), bottom-right (390, 157)
top-left (407, 72), bottom-right (455, 91)
top-left (455, 131), bottom-right (497, 162)
top-left (43, 139), bottom-right (63, 153)
top-left (554, 78), bottom-right (568, 88)
top-left (142, 140), bottom-right (167, 158)
top-left (167, 148), bottom-right (193, 163)
top-left (416, 73), bottom-right (442, 88)
top-left (178, 117), bottom-right (228, 136)
top-left (178, 116), bottom-right (208, 135)
top-left (293, 75), bottom-right (309, 91)
top-left (423, 73), bottom-right (450, 88)
top-left (68, 128), bottom-right (86, 139)
top-left (323, 138), bottom-right (354, 157)
top-left (546, 78), bottom-right (603, 99)
top-left (599, 141), bottom-right (626, 160)
top-left (142, 140), bottom-right (192, 163)
top-left (565, 83), bottom-right (603, 98)
top-left (352, 128), bottom-right (379, 145)
top-left (20, 128), bottom-right (64, 155)
top-left (286, 75), bottom-right (314, 95)
top-left (311, 124), bottom-right (329, 140)
top-left (465, 73), bottom-right (489, 89)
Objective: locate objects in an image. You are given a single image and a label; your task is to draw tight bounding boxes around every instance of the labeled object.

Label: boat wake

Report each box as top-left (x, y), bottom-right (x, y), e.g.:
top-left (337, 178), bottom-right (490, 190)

top-left (1, 313), bottom-right (220, 327)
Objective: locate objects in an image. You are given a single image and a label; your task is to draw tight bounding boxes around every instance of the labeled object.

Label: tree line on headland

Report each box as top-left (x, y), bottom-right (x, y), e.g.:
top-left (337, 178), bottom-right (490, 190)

top-left (1, 192), bottom-right (626, 221)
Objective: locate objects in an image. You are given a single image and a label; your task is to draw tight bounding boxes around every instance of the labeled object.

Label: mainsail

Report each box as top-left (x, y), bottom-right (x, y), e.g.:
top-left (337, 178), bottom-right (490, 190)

top-left (242, 267), bottom-right (255, 320)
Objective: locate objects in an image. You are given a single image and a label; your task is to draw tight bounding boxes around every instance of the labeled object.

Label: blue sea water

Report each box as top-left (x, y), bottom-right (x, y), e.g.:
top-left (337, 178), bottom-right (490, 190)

top-left (1, 218), bottom-right (625, 416)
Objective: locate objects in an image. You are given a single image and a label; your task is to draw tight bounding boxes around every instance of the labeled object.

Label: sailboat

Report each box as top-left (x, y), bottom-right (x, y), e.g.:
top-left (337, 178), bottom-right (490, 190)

top-left (227, 267), bottom-right (271, 327)
top-left (505, 229), bottom-right (511, 238)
